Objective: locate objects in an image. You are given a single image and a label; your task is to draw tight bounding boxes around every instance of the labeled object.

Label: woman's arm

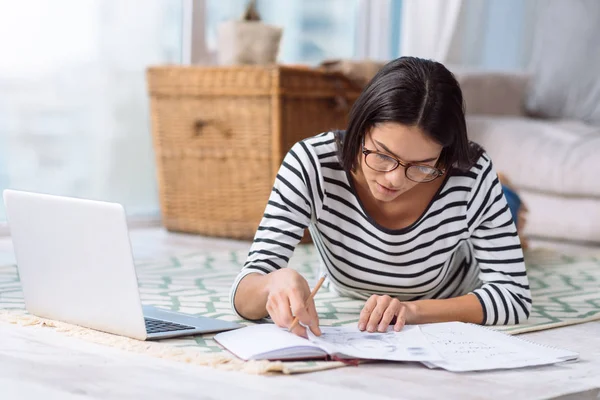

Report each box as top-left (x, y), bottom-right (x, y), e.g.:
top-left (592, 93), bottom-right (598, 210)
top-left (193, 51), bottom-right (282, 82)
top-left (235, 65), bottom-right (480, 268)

top-left (229, 141), bottom-right (324, 325)
top-left (466, 156), bottom-right (532, 325)
top-left (409, 294), bottom-right (483, 324)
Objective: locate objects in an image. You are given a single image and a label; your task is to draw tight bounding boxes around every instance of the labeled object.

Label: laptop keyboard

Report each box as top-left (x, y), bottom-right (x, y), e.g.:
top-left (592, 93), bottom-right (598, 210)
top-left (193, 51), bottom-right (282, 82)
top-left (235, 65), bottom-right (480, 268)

top-left (144, 317), bottom-right (195, 334)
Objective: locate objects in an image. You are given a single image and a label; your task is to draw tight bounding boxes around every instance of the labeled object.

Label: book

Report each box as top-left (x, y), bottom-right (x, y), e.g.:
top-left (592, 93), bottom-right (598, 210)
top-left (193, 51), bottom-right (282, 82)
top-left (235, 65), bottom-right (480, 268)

top-left (214, 322), bottom-right (579, 372)
top-left (213, 323), bottom-right (442, 362)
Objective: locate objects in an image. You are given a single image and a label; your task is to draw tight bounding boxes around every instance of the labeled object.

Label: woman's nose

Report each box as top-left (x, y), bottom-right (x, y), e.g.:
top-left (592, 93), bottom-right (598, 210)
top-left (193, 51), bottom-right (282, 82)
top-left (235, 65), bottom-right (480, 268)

top-left (385, 167), bottom-right (407, 187)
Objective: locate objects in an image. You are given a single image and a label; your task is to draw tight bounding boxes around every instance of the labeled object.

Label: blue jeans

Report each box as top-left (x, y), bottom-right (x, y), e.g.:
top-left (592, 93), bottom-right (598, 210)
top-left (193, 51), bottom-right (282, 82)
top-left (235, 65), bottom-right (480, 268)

top-left (502, 184), bottom-right (521, 226)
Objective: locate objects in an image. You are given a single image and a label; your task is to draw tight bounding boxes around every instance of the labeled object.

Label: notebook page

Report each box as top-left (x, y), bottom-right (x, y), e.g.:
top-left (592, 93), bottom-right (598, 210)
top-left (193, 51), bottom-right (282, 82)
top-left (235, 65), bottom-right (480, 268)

top-left (307, 325), bottom-right (443, 361)
top-left (420, 322), bottom-right (579, 372)
top-left (214, 324), bottom-right (326, 361)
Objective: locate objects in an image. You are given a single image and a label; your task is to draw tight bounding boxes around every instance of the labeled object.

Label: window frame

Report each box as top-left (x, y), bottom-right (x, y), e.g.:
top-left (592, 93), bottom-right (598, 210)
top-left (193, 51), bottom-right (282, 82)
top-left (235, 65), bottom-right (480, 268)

top-left (184, 0), bottom-right (394, 65)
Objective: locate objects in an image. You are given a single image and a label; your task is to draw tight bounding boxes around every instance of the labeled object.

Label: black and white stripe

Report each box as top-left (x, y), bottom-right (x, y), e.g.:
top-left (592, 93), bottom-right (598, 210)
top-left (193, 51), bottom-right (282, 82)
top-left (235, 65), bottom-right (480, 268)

top-left (230, 132), bottom-right (532, 325)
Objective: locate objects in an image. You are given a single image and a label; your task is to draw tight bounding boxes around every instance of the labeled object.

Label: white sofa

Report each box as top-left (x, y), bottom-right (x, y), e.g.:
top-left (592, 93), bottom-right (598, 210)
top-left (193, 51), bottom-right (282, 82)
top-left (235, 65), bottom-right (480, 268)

top-left (454, 0), bottom-right (600, 245)
top-left (464, 106), bottom-right (600, 245)
top-left (454, 74), bottom-right (600, 245)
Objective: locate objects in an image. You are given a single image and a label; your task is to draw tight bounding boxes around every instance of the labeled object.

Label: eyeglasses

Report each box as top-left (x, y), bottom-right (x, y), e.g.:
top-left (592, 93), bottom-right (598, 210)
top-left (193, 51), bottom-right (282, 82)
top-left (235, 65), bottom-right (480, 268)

top-left (361, 137), bottom-right (445, 183)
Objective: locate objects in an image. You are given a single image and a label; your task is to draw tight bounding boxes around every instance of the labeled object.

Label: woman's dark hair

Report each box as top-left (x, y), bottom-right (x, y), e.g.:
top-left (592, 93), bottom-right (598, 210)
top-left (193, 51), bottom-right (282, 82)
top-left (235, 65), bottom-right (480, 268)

top-left (337, 56), bottom-right (483, 173)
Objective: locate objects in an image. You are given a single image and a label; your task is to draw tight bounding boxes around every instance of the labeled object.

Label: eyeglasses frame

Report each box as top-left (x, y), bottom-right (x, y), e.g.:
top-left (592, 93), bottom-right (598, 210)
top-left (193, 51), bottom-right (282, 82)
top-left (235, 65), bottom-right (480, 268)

top-left (360, 136), bottom-right (445, 183)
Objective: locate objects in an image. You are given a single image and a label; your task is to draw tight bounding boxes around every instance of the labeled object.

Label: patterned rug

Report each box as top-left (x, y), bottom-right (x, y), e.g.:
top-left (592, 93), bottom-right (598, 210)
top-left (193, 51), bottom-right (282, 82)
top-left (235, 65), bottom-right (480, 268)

top-left (0, 245), bottom-right (599, 374)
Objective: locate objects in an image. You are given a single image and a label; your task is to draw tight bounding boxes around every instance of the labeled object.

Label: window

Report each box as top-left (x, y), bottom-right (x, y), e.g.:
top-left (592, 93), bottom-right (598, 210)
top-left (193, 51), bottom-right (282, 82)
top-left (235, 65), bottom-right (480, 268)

top-left (0, 0), bottom-right (183, 221)
top-left (204, 0), bottom-right (361, 65)
top-left (0, 0), bottom-right (396, 224)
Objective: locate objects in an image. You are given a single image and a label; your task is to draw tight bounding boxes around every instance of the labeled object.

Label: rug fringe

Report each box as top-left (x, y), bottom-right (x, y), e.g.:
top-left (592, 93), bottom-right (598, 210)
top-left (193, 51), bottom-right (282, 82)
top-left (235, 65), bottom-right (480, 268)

top-left (0, 309), bottom-right (292, 375)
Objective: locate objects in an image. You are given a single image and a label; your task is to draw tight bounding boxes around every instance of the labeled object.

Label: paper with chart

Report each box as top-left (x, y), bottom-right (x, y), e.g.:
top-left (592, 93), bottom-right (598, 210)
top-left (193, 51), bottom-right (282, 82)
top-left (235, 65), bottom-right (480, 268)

top-left (419, 322), bottom-right (579, 372)
top-left (307, 325), bottom-right (443, 361)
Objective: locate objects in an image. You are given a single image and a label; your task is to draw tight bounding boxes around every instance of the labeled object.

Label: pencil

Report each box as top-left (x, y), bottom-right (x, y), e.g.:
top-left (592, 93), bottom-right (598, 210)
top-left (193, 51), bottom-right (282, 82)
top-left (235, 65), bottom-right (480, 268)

top-left (288, 274), bottom-right (326, 332)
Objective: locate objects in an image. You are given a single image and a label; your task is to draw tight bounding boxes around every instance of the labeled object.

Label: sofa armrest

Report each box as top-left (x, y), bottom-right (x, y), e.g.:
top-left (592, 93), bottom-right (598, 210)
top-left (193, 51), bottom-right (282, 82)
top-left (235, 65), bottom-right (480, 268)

top-left (449, 67), bottom-right (531, 117)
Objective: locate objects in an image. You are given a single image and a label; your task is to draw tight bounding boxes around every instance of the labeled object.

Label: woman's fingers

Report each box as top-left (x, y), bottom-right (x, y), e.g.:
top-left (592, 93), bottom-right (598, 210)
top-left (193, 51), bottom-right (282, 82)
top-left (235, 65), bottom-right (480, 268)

top-left (288, 289), bottom-right (310, 337)
top-left (265, 295), bottom-right (276, 321)
top-left (269, 292), bottom-right (305, 337)
top-left (360, 296), bottom-right (406, 332)
top-left (358, 295), bottom-right (378, 331)
top-left (394, 306), bottom-right (407, 332)
top-left (378, 299), bottom-right (400, 332)
top-left (289, 288), bottom-right (311, 324)
top-left (366, 296), bottom-right (391, 332)
top-left (274, 294), bottom-right (293, 326)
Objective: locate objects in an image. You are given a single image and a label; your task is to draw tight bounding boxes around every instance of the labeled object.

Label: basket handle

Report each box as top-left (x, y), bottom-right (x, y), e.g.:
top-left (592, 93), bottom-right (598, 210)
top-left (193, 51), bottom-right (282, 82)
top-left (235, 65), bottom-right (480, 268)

top-left (193, 119), bottom-right (232, 137)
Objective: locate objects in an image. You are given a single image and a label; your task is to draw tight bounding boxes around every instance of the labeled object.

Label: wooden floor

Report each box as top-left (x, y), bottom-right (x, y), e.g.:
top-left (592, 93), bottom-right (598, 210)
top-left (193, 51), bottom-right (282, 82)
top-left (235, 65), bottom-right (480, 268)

top-left (1, 227), bottom-right (600, 400)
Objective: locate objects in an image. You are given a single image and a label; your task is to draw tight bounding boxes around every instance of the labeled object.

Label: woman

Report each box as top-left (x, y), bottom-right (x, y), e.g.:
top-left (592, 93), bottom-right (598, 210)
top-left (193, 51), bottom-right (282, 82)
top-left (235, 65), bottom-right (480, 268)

top-left (230, 57), bottom-right (531, 337)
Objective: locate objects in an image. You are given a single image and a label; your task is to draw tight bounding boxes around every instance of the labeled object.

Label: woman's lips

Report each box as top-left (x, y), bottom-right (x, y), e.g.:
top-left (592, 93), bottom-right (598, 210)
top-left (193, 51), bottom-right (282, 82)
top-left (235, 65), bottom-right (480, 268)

top-left (376, 182), bottom-right (399, 194)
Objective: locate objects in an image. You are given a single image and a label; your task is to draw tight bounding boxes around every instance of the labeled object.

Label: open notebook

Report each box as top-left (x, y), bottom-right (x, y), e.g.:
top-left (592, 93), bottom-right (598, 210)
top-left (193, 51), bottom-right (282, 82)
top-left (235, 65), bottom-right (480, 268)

top-left (214, 324), bottom-right (442, 362)
top-left (214, 322), bottom-right (579, 372)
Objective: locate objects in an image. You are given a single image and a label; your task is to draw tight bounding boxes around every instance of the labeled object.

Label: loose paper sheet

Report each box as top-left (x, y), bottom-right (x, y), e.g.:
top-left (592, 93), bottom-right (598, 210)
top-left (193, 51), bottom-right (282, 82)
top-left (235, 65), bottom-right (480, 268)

top-left (419, 322), bottom-right (579, 372)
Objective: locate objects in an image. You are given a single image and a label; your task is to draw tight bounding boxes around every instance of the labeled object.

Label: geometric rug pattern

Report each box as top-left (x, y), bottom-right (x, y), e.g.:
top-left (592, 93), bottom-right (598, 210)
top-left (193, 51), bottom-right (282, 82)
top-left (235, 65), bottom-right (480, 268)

top-left (1, 245), bottom-right (599, 356)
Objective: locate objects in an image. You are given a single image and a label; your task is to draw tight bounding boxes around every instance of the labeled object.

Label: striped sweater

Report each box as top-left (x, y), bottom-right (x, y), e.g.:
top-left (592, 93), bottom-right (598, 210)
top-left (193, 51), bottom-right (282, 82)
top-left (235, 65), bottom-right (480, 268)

top-left (230, 132), bottom-right (532, 325)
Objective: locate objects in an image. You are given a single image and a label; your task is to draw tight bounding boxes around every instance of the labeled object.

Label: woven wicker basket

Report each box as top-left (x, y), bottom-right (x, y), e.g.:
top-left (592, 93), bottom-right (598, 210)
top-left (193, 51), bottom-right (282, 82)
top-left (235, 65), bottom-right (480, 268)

top-left (146, 65), bottom-right (361, 240)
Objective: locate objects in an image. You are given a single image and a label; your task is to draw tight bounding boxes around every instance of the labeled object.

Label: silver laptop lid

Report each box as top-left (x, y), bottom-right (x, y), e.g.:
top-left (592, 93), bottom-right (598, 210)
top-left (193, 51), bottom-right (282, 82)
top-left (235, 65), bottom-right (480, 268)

top-left (3, 189), bottom-right (147, 340)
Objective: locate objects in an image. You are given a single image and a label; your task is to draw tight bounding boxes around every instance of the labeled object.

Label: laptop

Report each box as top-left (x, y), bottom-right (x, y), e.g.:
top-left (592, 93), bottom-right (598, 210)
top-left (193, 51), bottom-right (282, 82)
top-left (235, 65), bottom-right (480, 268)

top-left (3, 189), bottom-right (242, 340)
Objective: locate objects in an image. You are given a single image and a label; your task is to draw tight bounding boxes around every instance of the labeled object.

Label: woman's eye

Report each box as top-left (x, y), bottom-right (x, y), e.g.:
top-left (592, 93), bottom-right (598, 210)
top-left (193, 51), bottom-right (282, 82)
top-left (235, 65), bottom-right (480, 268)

top-left (376, 154), bottom-right (392, 161)
top-left (417, 166), bottom-right (435, 173)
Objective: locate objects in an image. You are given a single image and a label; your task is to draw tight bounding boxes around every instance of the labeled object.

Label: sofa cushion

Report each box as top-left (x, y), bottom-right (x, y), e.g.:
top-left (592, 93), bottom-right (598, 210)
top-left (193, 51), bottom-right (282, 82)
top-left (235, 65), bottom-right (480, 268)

top-left (451, 68), bottom-right (530, 117)
top-left (519, 189), bottom-right (600, 244)
top-left (525, 0), bottom-right (600, 126)
top-left (467, 115), bottom-right (600, 198)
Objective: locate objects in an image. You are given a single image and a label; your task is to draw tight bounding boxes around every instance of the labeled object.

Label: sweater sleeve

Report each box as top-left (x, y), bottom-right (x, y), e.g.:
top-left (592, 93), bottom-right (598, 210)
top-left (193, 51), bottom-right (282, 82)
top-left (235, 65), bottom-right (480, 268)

top-left (229, 141), bottom-right (322, 317)
top-left (467, 155), bottom-right (532, 325)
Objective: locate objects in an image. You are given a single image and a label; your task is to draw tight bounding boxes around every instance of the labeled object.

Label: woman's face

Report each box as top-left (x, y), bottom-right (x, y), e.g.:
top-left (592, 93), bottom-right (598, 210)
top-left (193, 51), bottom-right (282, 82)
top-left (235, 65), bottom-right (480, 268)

top-left (358, 123), bottom-right (443, 203)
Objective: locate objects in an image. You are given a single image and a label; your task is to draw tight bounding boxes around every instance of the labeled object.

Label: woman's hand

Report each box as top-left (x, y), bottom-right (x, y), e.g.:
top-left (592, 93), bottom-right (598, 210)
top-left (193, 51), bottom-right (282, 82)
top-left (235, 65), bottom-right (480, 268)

top-left (358, 295), bottom-right (417, 332)
top-left (266, 268), bottom-right (321, 338)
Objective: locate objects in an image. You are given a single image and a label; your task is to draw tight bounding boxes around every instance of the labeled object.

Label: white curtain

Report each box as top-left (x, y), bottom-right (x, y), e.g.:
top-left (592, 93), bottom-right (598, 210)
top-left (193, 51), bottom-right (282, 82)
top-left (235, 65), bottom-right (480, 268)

top-left (400, 0), bottom-right (464, 63)
top-left (0, 0), bottom-right (182, 221)
top-left (355, 0), bottom-right (392, 61)
top-left (400, 0), bottom-right (539, 69)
